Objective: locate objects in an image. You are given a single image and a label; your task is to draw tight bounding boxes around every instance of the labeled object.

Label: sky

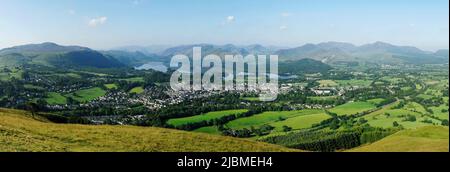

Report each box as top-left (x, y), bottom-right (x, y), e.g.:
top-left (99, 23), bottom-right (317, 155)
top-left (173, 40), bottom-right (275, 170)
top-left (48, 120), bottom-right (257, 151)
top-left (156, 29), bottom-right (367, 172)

top-left (0, 0), bottom-right (448, 51)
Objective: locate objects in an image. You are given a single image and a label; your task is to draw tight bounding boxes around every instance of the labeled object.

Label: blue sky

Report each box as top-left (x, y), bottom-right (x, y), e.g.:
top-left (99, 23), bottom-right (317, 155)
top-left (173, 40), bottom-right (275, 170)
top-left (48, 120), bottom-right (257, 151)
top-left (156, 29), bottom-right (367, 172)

top-left (0, 0), bottom-right (448, 51)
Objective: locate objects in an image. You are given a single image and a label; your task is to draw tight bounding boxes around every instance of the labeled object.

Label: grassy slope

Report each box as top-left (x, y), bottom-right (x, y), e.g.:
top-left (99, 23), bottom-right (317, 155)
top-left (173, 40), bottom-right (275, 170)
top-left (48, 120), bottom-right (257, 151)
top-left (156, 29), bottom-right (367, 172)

top-left (0, 108), bottom-right (295, 152)
top-left (349, 126), bottom-right (449, 152)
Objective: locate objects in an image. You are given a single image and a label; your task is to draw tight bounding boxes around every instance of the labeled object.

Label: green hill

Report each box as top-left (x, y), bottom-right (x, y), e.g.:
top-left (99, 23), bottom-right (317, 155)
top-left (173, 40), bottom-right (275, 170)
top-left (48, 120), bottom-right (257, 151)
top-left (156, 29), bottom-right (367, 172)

top-left (349, 126), bottom-right (449, 152)
top-left (0, 43), bottom-right (125, 68)
top-left (279, 59), bottom-right (332, 74)
top-left (0, 108), bottom-right (294, 152)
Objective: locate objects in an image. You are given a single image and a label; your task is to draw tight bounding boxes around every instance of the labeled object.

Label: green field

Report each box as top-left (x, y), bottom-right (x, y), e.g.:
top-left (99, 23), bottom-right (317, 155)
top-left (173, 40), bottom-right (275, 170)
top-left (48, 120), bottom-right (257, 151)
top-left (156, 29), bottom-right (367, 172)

top-left (0, 108), bottom-right (293, 152)
top-left (401, 87), bottom-right (412, 91)
top-left (417, 94), bottom-right (433, 99)
top-left (366, 98), bottom-right (385, 105)
top-left (0, 69), bottom-right (23, 81)
top-left (381, 77), bottom-right (403, 84)
top-left (48, 73), bottom-right (82, 79)
top-left (308, 96), bottom-right (337, 101)
top-left (122, 77), bottom-right (145, 82)
top-left (404, 102), bottom-right (427, 114)
top-left (360, 100), bottom-right (442, 129)
top-left (194, 110), bottom-right (327, 134)
top-left (336, 80), bottom-right (372, 87)
top-left (24, 84), bottom-right (45, 90)
top-left (318, 80), bottom-right (338, 87)
top-left (225, 110), bottom-right (323, 129)
top-left (241, 97), bottom-right (261, 101)
top-left (167, 109), bottom-right (249, 127)
top-left (0, 73), bottom-right (8, 81)
top-left (269, 113), bottom-right (331, 131)
top-left (329, 102), bottom-right (376, 116)
top-left (66, 87), bottom-right (106, 102)
top-left (349, 126), bottom-right (449, 152)
top-left (104, 83), bottom-right (118, 89)
top-left (129, 87), bottom-right (144, 94)
top-left (45, 92), bottom-right (67, 105)
top-left (193, 126), bottom-right (221, 134)
top-left (430, 105), bottom-right (449, 120)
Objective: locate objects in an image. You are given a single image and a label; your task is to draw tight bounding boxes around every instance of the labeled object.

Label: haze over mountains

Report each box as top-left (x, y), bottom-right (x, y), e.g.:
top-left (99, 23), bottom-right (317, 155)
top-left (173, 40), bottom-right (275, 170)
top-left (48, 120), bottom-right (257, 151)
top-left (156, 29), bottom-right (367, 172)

top-left (0, 42), bottom-right (448, 69)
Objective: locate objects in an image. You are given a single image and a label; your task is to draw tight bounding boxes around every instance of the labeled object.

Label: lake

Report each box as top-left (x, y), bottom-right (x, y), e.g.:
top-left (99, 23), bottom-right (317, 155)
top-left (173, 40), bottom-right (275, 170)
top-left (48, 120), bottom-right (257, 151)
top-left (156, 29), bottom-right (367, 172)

top-left (135, 62), bottom-right (168, 72)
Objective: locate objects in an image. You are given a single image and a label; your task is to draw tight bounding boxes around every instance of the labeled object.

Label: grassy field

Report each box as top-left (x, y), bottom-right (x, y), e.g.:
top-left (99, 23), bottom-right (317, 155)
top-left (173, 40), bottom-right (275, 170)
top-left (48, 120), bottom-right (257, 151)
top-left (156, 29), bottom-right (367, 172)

top-left (308, 96), bottom-right (337, 101)
top-left (269, 113), bottom-right (331, 131)
top-left (193, 126), bottom-right (221, 134)
top-left (167, 109), bottom-right (249, 127)
top-left (430, 104), bottom-right (449, 120)
top-left (336, 80), bottom-right (372, 87)
top-left (45, 92), bottom-right (67, 105)
top-left (241, 97), bottom-right (261, 102)
top-left (225, 110), bottom-right (323, 129)
top-left (0, 69), bottom-right (23, 81)
top-left (24, 84), bottom-right (45, 90)
top-left (349, 126), bottom-right (449, 152)
top-left (318, 80), bottom-right (338, 87)
top-left (104, 83), bottom-right (118, 90)
top-left (361, 101), bottom-right (442, 129)
top-left (381, 77), bottom-right (403, 84)
top-left (417, 94), bottom-right (433, 99)
top-left (329, 102), bottom-right (376, 116)
top-left (66, 87), bottom-right (106, 102)
top-left (129, 87), bottom-right (144, 94)
top-left (404, 102), bottom-right (427, 114)
top-left (194, 110), bottom-right (329, 134)
top-left (366, 98), bottom-right (385, 105)
top-left (47, 73), bottom-right (82, 79)
top-left (0, 108), bottom-right (295, 152)
top-left (122, 77), bottom-right (145, 83)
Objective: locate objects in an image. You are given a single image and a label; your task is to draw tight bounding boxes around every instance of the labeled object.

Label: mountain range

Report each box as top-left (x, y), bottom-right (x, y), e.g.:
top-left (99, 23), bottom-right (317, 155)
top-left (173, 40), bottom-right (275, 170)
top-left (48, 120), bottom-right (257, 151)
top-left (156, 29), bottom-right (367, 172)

top-left (0, 42), bottom-right (448, 69)
top-left (0, 42), bottom-right (124, 68)
top-left (276, 41), bottom-right (449, 64)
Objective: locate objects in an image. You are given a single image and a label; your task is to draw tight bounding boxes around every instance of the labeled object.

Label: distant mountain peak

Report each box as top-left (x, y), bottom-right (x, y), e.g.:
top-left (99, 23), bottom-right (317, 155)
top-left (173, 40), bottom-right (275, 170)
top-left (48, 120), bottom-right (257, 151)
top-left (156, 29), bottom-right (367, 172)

top-left (0, 42), bottom-right (90, 55)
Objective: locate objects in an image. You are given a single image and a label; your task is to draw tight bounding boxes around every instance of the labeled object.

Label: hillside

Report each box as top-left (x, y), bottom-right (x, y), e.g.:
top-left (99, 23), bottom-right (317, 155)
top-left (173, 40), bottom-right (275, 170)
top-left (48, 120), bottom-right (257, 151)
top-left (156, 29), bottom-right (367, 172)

top-left (279, 59), bottom-right (332, 74)
top-left (349, 126), bottom-right (449, 152)
top-left (101, 50), bottom-right (164, 67)
top-left (276, 41), bottom-right (449, 65)
top-left (0, 43), bottom-right (125, 68)
top-left (0, 108), bottom-right (294, 152)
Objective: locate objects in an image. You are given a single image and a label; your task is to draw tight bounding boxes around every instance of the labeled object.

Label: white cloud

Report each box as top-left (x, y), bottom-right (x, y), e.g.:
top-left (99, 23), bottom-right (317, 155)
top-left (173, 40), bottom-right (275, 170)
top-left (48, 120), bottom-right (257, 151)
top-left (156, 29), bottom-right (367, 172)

top-left (226, 16), bottom-right (235, 22)
top-left (88, 17), bottom-right (108, 27)
top-left (279, 25), bottom-right (288, 30)
top-left (281, 12), bottom-right (292, 17)
top-left (220, 16), bottom-right (235, 25)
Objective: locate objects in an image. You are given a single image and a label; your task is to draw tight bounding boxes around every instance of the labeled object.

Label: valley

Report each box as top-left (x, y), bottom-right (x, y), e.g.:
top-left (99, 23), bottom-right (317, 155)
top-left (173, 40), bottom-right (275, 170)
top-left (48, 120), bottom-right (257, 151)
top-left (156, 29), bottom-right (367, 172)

top-left (0, 42), bottom-right (448, 152)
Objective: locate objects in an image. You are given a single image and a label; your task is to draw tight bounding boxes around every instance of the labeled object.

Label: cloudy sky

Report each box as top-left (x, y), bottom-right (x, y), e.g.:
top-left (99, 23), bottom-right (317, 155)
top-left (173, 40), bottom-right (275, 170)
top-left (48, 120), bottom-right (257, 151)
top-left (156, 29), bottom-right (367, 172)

top-left (0, 0), bottom-right (448, 51)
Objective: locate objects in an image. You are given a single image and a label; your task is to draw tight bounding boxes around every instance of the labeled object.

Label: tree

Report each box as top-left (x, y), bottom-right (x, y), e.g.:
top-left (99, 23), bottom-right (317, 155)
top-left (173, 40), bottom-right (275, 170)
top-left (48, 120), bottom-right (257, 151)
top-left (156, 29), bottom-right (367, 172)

top-left (393, 121), bottom-right (400, 127)
top-left (25, 102), bottom-right (39, 118)
top-left (358, 118), bottom-right (368, 124)
top-left (442, 120), bottom-right (449, 126)
top-left (282, 125), bottom-right (292, 132)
